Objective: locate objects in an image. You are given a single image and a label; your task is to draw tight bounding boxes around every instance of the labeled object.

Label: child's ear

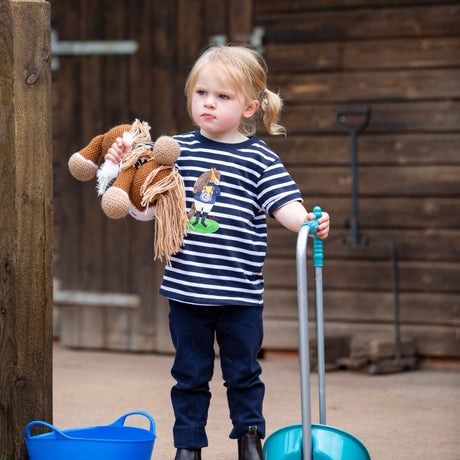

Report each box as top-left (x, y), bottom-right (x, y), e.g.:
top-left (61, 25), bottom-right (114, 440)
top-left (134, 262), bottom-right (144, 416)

top-left (243, 99), bottom-right (260, 119)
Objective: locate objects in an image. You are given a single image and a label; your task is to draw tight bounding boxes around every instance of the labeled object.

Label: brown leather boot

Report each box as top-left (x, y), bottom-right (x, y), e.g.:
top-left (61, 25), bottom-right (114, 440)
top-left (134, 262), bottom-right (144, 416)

top-left (238, 431), bottom-right (263, 460)
top-left (174, 448), bottom-right (202, 460)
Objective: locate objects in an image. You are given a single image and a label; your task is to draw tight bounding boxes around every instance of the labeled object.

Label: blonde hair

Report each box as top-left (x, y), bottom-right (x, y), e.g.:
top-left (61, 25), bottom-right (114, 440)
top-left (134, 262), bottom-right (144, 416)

top-left (185, 45), bottom-right (286, 136)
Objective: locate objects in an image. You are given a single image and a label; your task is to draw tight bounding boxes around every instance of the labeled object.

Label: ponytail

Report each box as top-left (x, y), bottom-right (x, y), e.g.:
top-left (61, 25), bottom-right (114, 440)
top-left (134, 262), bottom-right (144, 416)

top-left (260, 88), bottom-right (286, 136)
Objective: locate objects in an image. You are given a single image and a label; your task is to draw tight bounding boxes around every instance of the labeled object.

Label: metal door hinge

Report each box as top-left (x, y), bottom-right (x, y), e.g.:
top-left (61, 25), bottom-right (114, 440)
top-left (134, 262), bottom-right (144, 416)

top-left (51, 30), bottom-right (139, 70)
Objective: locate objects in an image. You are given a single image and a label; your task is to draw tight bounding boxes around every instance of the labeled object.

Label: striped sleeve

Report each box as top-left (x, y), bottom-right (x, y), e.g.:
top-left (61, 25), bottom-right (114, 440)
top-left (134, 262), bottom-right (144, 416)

top-left (258, 156), bottom-right (303, 216)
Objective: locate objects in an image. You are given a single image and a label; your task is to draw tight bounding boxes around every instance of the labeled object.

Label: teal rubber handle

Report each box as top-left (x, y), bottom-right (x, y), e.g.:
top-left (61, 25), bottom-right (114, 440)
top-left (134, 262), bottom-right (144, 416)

top-left (312, 206), bottom-right (323, 267)
top-left (301, 206), bottom-right (324, 267)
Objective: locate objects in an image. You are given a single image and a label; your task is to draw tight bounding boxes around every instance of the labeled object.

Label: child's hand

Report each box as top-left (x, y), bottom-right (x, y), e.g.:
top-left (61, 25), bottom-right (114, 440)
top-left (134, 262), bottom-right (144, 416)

top-left (306, 211), bottom-right (330, 240)
top-left (105, 137), bottom-right (131, 164)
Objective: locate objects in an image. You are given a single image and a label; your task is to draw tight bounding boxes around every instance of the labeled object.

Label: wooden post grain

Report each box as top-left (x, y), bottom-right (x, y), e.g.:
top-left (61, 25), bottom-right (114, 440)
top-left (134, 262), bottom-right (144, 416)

top-left (0, 1), bottom-right (53, 459)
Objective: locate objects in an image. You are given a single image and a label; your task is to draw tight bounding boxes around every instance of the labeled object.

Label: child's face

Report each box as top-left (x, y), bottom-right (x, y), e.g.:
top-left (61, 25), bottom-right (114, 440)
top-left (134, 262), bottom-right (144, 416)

top-left (190, 67), bottom-right (259, 143)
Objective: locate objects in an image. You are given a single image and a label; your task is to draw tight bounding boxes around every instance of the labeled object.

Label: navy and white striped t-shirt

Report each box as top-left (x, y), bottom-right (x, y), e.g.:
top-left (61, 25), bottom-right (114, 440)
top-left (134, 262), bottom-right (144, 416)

top-left (159, 130), bottom-right (302, 307)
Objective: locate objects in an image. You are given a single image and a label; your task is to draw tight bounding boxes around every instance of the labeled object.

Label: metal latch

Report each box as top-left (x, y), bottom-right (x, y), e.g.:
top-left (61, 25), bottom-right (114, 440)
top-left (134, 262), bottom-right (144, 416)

top-left (51, 30), bottom-right (139, 70)
top-left (209, 26), bottom-right (265, 53)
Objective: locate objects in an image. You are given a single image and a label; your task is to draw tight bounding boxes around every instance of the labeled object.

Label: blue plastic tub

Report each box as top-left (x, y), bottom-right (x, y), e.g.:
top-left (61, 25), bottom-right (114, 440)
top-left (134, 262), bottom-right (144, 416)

top-left (263, 423), bottom-right (371, 460)
top-left (25, 411), bottom-right (156, 460)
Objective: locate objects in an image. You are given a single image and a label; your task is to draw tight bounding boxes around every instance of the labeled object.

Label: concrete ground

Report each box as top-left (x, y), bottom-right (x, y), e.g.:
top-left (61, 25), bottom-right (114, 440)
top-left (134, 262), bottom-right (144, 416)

top-left (52, 343), bottom-right (459, 460)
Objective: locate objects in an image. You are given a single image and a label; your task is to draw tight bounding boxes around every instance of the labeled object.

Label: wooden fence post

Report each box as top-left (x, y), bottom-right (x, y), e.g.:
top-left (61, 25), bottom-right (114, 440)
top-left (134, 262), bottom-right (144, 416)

top-left (0, 1), bottom-right (53, 459)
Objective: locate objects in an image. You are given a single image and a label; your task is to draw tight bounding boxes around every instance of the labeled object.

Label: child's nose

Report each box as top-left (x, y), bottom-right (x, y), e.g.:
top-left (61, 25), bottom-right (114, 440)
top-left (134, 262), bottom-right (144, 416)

top-left (204, 96), bottom-right (216, 108)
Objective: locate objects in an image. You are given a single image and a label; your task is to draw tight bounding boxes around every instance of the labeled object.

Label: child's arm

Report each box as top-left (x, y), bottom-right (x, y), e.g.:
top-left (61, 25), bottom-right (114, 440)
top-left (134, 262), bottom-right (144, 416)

top-left (273, 201), bottom-right (330, 239)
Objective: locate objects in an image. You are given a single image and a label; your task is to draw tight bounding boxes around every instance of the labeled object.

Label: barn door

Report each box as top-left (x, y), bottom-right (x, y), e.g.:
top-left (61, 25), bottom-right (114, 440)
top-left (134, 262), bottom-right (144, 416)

top-left (52, 0), bottom-right (187, 353)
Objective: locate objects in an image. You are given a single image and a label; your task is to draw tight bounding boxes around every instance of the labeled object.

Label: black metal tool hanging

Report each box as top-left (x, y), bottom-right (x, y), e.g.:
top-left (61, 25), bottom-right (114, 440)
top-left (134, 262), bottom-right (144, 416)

top-left (336, 107), bottom-right (371, 247)
top-left (334, 107), bottom-right (416, 374)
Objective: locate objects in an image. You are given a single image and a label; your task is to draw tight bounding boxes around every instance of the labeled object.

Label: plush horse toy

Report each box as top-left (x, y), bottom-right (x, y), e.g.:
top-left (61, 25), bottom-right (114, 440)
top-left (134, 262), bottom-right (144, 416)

top-left (68, 120), bottom-right (189, 263)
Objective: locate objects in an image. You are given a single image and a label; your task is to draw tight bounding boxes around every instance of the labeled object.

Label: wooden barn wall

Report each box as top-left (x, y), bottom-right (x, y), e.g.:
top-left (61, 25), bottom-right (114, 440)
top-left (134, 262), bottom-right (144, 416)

top-left (255, 0), bottom-right (460, 359)
top-left (51, 0), bottom-right (460, 359)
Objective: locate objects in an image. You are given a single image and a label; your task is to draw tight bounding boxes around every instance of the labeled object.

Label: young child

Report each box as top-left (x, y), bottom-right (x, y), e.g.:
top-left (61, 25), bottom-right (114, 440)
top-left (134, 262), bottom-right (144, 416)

top-left (106, 45), bottom-right (330, 460)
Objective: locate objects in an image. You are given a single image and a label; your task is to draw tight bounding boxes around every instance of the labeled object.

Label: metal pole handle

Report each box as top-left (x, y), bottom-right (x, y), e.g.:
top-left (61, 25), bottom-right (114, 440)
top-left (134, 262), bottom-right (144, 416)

top-left (297, 206), bottom-right (324, 458)
top-left (297, 223), bottom-right (312, 459)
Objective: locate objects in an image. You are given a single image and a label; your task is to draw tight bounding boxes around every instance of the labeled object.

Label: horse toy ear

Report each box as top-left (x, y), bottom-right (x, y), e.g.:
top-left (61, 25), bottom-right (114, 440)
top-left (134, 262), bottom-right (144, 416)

top-left (68, 124), bottom-right (132, 181)
top-left (101, 135), bottom-right (188, 264)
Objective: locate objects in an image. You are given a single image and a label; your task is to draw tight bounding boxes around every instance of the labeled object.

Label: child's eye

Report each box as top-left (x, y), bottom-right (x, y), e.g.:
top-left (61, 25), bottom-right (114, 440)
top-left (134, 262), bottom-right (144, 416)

top-left (197, 90), bottom-right (206, 96)
top-left (219, 94), bottom-right (229, 100)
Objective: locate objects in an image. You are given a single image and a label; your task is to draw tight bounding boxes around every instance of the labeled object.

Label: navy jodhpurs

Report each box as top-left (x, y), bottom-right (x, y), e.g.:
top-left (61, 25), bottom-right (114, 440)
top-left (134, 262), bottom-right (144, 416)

top-left (168, 300), bottom-right (265, 449)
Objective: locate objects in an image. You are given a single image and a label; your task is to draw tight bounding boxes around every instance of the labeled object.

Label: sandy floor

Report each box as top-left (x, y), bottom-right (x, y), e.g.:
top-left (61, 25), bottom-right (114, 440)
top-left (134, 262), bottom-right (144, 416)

top-left (52, 343), bottom-right (460, 459)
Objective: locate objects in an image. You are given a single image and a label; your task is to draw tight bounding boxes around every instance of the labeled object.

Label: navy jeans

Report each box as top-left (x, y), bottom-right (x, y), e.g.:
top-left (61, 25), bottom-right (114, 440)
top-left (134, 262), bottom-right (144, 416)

top-left (168, 300), bottom-right (265, 449)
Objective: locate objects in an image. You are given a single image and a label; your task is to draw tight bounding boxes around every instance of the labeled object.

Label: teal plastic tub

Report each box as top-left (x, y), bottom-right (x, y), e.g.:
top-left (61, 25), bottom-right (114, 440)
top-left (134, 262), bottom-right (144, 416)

top-left (263, 424), bottom-right (371, 460)
top-left (25, 411), bottom-right (156, 460)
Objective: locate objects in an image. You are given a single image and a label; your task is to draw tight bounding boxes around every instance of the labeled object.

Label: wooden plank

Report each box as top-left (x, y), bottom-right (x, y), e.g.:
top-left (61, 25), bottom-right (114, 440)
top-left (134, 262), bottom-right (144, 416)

top-left (79, 0), bottom-right (105, 294)
top-left (130, 220), bottom-right (159, 352)
top-left (331, 323), bottom-right (460, 358)
top-left (1, 1), bottom-right (53, 459)
top-left (263, 320), bottom-right (460, 358)
top-left (102, 0), bottom-right (130, 124)
top-left (339, 37), bottom-right (460, 70)
top-left (255, 0), bottom-right (452, 14)
top-left (76, 0), bottom-right (107, 348)
top-left (127, 0), bottom-right (154, 122)
top-left (205, 0), bottom-right (226, 38)
top-left (264, 289), bottom-right (460, 326)
top-left (272, 69), bottom-right (460, 103)
top-left (58, 306), bottom-right (83, 348)
top-left (323, 230), bottom-right (460, 261)
top-left (265, 38), bottom-right (460, 72)
top-left (268, 227), bottom-right (460, 261)
top-left (51, 0), bottom-right (82, 292)
top-left (228, 0), bottom-right (253, 43)
top-left (151, 0), bottom-right (179, 135)
top-left (267, 133), bottom-right (460, 166)
top-left (126, 0), bottom-right (163, 351)
top-left (282, 101), bottom-right (460, 133)
top-left (52, 0), bottom-right (101, 354)
top-left (61, 306), bottom-right (104, 349)
top-left (101, 0), bottom-right (135, 350)
top-left (152, 259), bottom-right (174, 353)
top-left (0, 2), bottom-right (17, 457)
top-left (280, 197), bottom-right (460, 229)
top-left (264, 258), bottom-right (460, 292)
top-left (288, 165), bottom-right (460, 197)
top-left (177, 0), bottom-right (205, 132)
top-left (104, 308), bottom-right (132, 350)
top-left (256, 5), bottom-right (460, 42)
top-left (121, 0), bottom-right (155, 352)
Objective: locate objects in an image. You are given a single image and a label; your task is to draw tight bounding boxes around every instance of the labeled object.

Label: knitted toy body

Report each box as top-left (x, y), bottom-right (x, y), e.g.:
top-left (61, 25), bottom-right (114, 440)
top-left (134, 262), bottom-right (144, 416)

top-left (68, 120), bottom-right (188, 263)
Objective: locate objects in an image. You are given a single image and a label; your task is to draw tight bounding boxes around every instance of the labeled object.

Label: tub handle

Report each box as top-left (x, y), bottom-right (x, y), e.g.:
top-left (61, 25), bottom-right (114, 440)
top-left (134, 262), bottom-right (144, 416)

top-left (111, 411), bottom-right (156, 434)
top-left (25, 421), bottom-right (70, 440)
